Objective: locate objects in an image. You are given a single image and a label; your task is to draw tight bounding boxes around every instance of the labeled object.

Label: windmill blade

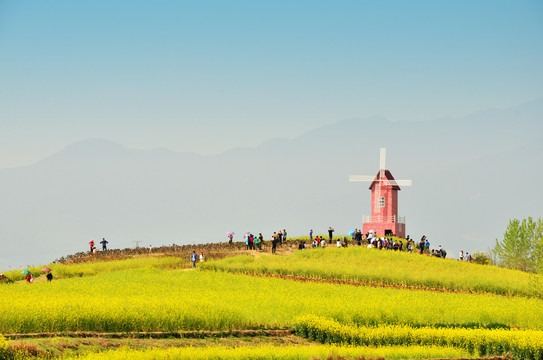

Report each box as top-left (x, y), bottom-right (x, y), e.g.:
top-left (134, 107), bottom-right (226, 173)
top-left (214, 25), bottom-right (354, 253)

top-left (349, 175), bottom-right (376, 182)
top-left (382, 180), bottom-right (413, 187)
top-left (379, 148), bottom-right (386, 170)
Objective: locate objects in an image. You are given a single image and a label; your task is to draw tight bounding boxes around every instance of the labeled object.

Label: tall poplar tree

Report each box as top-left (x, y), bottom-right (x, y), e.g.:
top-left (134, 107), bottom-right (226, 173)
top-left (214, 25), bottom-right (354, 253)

top-left (494, 217), bottom-right (543, 273)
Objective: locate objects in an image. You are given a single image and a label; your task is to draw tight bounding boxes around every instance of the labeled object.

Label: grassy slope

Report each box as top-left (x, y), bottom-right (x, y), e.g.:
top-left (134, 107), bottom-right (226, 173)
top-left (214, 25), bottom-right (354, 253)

top-left (2, 246), bottom-right (541, 359)
top-left (1, 267), bottom-right (543, 334)
top-left (201, 246), bottom-right (543, 298)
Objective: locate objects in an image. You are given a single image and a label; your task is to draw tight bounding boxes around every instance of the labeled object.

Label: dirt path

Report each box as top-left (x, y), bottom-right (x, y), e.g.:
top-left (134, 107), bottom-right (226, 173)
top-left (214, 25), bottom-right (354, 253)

top-left (5, 329), bottom-right (291, 339)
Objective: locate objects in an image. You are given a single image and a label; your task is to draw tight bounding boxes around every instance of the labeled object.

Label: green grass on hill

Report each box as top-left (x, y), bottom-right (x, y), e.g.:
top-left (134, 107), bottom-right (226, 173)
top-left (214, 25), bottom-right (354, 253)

top-left (201, 246), bottom-right (543, 298)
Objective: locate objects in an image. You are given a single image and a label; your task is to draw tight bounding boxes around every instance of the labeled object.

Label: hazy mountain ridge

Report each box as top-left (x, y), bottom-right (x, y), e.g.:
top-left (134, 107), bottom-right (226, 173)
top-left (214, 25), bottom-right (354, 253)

top-left (1, 99), bottom-right (542, 268)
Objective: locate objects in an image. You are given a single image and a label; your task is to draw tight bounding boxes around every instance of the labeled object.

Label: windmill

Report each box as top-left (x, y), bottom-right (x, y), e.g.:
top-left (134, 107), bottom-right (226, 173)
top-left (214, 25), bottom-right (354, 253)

top-left (350, 148), bottom-right (412, 207)
top-left (349, 148), bottom-right (412, 237)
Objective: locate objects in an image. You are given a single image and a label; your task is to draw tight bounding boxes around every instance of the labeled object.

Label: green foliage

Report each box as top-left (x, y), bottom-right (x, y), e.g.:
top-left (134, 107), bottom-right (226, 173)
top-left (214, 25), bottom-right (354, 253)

top-left (494, 217), bottom-right (543, 273)
top-left (471, 251), bottom-right (491, 265)
top-left (0, 335), bottom-right (12, 360)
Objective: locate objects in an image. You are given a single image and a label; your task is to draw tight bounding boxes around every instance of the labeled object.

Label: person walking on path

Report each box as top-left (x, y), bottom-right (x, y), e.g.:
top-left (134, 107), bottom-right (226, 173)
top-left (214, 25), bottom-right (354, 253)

top-left (191, 251), bottom-right (198, 268)
top-left (46, 272), bottom-right (53, 282)
top-left (328, 227), bottom-right (334, 244)
top-left (100, 238), bottom-right (108, 251)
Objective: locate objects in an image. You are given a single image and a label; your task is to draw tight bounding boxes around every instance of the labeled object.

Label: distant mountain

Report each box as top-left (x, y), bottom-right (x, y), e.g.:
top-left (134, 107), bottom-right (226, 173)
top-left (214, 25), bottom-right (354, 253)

top-left (1, 99), bottom-right (542, 268)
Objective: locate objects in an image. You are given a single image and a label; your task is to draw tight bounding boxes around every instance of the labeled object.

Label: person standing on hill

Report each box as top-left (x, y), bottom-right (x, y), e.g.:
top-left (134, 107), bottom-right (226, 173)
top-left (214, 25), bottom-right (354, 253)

top-left (309, 229), bottom-right (313, 241)
top-left (272, 233), bottom-right (278, 254)
top-left (254, 234), bottom-right (259, 250)
top-left (190, 251), bottom-right (198, 267)
top-left (100, 238), bottom-right (108, 251)
top-left (258, 233), bottom-right (263, 250)
top-left (248, 234), bottom-right (254, 250)
top-left (283, 229), bottom-right (287, 242)
top-left (46, 272), bottom-right (53, 282)
top-left (419, 236), bottom-right (426, 254)
top-left (89, 240), bottom-right (95, 252)
top-left (278, 230), bottom-right (283, 245)
top-left (328, 227), bottom-right (334, 244)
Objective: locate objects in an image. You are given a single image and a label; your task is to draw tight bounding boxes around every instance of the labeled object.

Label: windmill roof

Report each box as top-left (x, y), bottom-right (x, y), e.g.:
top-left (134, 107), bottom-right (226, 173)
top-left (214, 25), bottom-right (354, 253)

top-left (369, 170), bottom-right (401, 190)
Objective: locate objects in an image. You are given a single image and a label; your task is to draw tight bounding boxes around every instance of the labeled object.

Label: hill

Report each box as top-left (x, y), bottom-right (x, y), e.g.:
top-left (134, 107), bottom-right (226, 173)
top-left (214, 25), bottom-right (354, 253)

top-left (0, 243), bottom-right (542, 359)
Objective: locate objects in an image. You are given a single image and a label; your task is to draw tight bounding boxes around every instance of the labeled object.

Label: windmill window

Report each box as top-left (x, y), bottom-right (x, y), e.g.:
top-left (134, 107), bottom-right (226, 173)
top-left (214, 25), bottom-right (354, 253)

top-left (378, 197), bottom-right (385, 207)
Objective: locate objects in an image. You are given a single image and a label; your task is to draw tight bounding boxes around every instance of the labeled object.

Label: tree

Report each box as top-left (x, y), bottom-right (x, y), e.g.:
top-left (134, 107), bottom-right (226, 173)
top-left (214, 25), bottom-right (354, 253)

top-left (494, 217), bottom-right (543, 273)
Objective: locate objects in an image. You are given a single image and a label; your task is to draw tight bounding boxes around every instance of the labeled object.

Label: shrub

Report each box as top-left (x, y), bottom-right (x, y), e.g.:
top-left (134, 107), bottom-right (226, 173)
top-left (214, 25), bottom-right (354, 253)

top-left (472, 251), bottom-right (491, 265)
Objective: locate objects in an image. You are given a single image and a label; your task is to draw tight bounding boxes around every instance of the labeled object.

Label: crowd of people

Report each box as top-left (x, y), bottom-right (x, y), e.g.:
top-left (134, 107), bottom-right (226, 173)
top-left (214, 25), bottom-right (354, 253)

top-left (458, 250), bottom-right (473, 262)
top-left (0, 268), bottom-right (54, 285)
top-left (229, 228), bottom-right (454, 259)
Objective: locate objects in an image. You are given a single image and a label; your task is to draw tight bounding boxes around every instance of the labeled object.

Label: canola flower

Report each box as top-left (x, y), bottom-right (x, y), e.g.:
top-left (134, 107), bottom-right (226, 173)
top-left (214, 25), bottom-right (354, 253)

top-left (1, 269), bottom-right (542, 334)
top-left (293, 315), bottom-right (543, 360)
top-left (64, 344), bottom-right (473, 360)
top-left (202, 247), bottom-right (543, 298)
top-left (1, 256), bottom-right (187, 282)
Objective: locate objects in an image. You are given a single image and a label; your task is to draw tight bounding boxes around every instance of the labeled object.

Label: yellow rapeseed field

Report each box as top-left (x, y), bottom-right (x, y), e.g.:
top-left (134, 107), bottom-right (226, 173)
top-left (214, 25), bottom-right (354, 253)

top-left (202, 247), bottom-right (543, 298)
top-left (294, 315), bottom-right (543, 360)
top-left (1, 267), bottom-right (542, 334)
top-left (63, 344), bottom-right (473, 360)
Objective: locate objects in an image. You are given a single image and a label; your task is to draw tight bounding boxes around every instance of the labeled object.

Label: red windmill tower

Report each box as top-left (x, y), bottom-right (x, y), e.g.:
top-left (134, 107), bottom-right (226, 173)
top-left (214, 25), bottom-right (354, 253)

top-left (349, 148), bottom-right (412, 238)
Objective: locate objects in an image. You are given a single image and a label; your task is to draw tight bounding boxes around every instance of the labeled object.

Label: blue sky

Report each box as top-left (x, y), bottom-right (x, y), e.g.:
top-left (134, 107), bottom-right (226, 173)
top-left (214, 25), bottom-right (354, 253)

top-left (1, 1), bottom-right (542, 167)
